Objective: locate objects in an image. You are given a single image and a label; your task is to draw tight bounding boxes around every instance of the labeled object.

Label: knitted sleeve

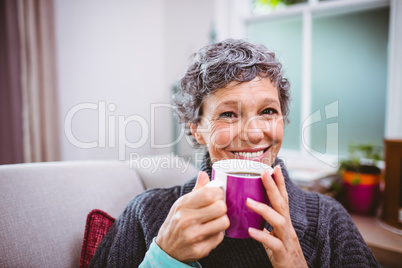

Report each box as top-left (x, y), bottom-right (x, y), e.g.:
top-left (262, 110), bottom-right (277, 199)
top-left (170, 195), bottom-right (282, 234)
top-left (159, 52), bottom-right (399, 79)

top-left (315, 195), bottom-right (380, 267)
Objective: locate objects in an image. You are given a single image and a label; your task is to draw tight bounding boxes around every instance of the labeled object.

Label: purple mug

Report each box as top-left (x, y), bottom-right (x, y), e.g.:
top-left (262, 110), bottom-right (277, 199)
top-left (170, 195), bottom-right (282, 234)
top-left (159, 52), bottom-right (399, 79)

top-left (206, 159), bottom-right (272, 239)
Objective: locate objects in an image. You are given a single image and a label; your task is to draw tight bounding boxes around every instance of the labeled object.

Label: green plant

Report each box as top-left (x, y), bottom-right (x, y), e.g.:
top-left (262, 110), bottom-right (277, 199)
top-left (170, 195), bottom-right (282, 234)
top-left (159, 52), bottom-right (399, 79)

top-left (253, 0), bottom-right (306, 12)
top-left (254, 0), bottom-right (305, 8)
top-left (338, 143), bottom-right (382, 174)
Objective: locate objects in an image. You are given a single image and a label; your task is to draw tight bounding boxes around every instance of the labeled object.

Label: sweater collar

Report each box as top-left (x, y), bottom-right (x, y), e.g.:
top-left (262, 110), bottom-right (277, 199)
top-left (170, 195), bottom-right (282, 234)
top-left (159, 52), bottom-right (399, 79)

top-left (199, 152), bottom-right (308, 240)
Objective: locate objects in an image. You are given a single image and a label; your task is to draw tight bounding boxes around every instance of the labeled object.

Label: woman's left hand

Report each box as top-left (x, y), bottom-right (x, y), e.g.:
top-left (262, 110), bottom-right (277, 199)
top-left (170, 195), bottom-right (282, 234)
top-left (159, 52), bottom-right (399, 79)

top-left (246, 165), bottom-right (308, 268)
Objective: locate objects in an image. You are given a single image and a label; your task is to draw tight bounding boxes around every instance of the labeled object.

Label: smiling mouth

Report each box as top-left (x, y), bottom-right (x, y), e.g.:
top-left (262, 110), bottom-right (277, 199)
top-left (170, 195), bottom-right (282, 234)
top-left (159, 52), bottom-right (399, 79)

top-left (232, 147), bottom-right (270, 158)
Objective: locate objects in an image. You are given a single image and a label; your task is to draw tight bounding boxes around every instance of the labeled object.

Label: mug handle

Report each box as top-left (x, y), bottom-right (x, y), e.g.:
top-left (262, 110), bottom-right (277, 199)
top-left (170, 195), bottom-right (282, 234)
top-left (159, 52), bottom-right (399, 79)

top-left (205, 180), bottom-right (226, 203)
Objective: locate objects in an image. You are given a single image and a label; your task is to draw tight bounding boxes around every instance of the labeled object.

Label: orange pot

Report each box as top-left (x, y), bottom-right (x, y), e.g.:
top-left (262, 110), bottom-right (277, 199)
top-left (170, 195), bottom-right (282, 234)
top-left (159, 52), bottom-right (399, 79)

top-left (342, 170), bottom-right (381, 186)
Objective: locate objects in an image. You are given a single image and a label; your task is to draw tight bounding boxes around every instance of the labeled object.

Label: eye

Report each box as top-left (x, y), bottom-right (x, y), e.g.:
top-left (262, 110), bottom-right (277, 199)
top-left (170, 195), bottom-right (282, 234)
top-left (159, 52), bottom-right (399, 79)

top-left (219, 111), bottom-right (236, 119)
top-left (262, 108), bottom-right (277, 115)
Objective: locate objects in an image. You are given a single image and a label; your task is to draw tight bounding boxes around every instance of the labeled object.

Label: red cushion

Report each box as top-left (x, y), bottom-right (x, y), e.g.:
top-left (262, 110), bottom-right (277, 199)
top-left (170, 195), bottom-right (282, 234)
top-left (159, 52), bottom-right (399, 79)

top-left (79, 209), bottom-right (115, 268)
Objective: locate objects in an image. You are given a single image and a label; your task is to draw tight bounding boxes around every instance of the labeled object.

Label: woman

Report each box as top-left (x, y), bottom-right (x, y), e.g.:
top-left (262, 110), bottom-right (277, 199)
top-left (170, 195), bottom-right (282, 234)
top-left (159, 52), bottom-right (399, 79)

top-left (90, 39), bottom-right (379, 267)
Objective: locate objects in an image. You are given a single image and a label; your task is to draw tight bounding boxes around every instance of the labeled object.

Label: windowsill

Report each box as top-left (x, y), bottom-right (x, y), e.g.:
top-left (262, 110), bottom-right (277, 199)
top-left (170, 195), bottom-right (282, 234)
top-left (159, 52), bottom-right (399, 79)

top-left (278, 149), bottom-right (338, 188)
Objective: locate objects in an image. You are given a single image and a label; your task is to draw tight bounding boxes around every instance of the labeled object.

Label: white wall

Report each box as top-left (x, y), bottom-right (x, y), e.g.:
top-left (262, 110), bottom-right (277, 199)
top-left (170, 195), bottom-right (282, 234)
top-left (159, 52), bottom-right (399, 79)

top-left (55, 0), bottom-right (213, 161)
top-left (164, 0), bottom-right (215, 161)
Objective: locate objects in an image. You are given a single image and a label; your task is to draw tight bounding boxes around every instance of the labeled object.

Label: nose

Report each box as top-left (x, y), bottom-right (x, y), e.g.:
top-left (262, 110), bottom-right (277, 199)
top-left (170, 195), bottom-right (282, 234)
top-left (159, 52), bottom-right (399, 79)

top-left (240, 117), bottom-right (265, 145)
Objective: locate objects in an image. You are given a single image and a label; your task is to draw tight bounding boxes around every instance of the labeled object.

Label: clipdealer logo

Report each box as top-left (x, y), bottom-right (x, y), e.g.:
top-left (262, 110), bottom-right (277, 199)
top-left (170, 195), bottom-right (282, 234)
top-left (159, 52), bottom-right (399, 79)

top-left (64, 100), bottom-right (340, 167)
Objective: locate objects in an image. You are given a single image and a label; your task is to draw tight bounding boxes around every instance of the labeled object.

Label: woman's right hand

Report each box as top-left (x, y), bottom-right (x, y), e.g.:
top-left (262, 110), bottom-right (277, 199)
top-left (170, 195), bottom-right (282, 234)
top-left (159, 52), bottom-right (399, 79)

top-left (155, 171), bottom-right (230, 263)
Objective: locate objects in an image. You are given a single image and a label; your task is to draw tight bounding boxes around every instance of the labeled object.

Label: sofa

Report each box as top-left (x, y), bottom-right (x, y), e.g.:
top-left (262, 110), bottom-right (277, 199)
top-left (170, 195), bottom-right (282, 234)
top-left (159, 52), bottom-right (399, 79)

top-left (0, 154), bottom-right (199, 268)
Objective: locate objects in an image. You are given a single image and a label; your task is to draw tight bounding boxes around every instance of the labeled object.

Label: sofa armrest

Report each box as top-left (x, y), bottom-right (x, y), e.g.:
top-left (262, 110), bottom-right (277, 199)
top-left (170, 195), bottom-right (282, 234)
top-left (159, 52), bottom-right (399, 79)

top-left (0, 160), bottom-right (144, 268)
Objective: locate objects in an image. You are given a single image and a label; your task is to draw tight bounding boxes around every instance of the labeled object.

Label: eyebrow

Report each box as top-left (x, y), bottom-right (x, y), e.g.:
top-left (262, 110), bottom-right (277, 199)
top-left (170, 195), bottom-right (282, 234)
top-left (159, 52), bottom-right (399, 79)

top-left (261, 98), bottom-right (280, 106)
top-left (219, 100), bottom-right (241, 107)
top-left (219, 98), bottom-right (280, 107)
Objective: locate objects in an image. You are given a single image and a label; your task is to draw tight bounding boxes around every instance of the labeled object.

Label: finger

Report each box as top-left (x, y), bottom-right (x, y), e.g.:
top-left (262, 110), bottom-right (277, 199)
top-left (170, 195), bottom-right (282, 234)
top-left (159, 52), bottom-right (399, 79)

top-left (188, 231), bottom-right (225, 261)
top-left (205, 230), bottom-right (225, 249)
top-left (246, 198), bottom-right (287, 240)
top-left (195, 199), bottom-right (227, 223)
top-left (187, 186), bottom-right (224, 209)
top-left (199, 214), bottom-right (230, 237)
top-left (261, 169), bottom-right (286, 214)
top-left (193, 171), bottom-right (210, 191)
top-left (272, 165), bottom-right (288, 203)
top-left (262, 228), bottom-right (273, 237)
top-left (248, 227), bottom-right (283, 254)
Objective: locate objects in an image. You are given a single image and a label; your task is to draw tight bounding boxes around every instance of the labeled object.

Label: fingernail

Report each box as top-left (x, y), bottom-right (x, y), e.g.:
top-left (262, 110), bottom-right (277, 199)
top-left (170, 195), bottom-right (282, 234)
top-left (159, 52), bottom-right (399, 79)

top-left (248, 227), bottom-right (257, 236)
top-left (247, 197), bottom-right (257, 205)
top-left (275, 165), bottom-right (282, 173)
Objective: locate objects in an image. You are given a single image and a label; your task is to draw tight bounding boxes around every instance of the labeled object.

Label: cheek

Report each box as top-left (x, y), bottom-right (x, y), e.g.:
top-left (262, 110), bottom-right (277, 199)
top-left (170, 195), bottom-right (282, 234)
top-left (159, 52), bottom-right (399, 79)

top-left (210, 124), bottom-right (235, 149)
top-left (274, 119), bottom-right (284, 142)
top-left (263, 119), bottom-right (283, 165)
top-left (265, 118), bottom-right (284, 142)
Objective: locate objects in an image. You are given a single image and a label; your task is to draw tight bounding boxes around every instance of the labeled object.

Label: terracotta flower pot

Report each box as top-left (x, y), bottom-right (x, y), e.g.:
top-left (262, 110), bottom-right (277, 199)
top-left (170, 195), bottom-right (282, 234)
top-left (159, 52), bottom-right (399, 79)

top-left (342, 168), bottom-right (381, 215)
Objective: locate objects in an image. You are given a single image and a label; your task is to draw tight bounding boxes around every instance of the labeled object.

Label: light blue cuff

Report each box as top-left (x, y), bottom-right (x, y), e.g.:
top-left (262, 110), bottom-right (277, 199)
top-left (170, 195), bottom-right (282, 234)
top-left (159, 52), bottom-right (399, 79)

top-left (139, 237), bottom-right (202, 268)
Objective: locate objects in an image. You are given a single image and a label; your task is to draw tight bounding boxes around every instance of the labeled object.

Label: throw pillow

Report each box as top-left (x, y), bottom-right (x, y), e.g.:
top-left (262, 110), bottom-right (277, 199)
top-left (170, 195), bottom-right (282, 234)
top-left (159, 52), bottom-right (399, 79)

top-left (79, 209), bottom-right (115, 268)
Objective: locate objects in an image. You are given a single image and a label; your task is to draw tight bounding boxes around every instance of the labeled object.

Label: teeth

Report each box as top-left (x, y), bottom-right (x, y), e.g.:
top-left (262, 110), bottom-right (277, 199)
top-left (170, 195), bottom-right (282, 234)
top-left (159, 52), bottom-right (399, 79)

top-left (234, 150), bottom-right (264, 158)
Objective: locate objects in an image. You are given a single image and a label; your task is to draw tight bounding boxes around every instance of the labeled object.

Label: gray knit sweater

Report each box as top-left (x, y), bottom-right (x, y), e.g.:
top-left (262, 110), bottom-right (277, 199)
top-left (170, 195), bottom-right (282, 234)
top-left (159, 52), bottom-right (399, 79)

top-left (90, 154), bottom-right (380, 267)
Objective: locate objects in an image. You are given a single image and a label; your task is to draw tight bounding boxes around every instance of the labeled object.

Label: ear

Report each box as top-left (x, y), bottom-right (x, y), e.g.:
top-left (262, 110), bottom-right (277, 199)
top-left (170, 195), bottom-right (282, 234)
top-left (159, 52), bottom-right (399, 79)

top-left (189, 122), bottom-right (206, 145)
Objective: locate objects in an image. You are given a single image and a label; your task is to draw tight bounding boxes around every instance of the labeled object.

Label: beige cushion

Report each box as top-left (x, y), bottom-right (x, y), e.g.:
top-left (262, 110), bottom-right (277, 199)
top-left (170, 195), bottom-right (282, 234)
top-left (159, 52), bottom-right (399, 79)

top-left (0, 161), bottom-right (144, 268)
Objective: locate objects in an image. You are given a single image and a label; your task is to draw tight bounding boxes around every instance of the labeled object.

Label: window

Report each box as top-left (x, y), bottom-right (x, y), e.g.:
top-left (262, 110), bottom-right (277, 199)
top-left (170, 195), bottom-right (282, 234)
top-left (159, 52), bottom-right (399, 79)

top-left (244, 0), bottom-right (394, 166)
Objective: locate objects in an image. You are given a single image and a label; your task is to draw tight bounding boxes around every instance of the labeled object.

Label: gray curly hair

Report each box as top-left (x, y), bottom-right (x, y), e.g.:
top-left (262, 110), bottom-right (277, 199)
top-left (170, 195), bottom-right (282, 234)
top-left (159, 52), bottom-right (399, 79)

top-left (173, 39), bottom-right (290, 147)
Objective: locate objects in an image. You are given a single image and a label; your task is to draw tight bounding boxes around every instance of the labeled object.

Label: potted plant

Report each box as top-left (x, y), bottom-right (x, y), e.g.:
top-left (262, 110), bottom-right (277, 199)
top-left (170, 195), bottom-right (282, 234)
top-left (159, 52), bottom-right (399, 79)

top-left (338, 143), bottom-right (382, 215)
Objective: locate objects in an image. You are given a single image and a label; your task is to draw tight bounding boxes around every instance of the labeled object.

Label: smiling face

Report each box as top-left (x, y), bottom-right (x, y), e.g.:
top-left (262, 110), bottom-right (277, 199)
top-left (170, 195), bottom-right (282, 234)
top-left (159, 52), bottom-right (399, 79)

top-left (190, 77), bottom-right (284, 166)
